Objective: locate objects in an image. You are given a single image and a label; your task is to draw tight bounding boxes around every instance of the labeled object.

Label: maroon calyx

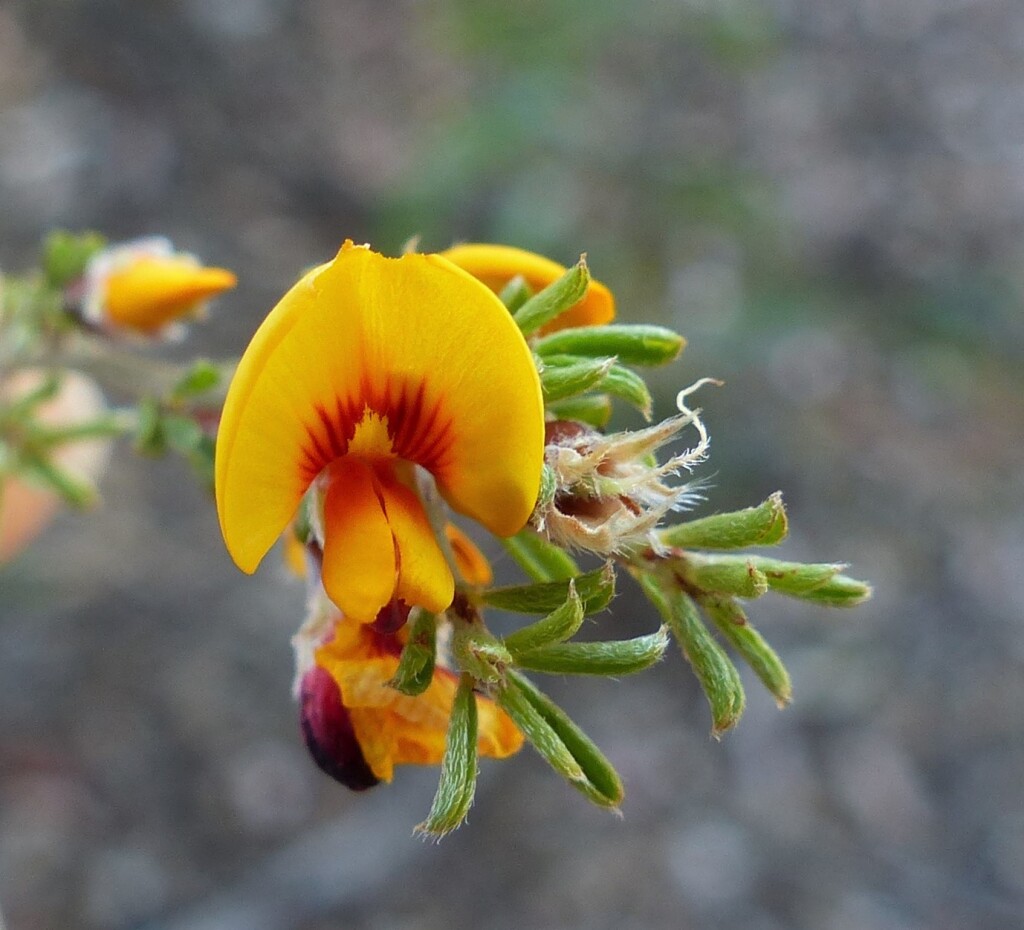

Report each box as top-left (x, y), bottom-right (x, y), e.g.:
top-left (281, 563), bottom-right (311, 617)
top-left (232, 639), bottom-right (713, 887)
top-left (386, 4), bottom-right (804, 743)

top-left (370, 598), bottom-right (412, 635)
top-left (299, 665), bottom-right (379, 791)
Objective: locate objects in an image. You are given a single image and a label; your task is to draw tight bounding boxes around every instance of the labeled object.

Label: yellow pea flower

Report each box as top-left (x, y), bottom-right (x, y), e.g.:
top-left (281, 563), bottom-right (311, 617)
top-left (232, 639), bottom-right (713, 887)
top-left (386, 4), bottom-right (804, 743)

top-left (81, 238), bottom-right (236, 336)
top-left (216, 241), bottom-right (544, 623)
top-left (300, 617), bottom-right (522, 788)
top-left (440, 243), bottom-right (615, 333)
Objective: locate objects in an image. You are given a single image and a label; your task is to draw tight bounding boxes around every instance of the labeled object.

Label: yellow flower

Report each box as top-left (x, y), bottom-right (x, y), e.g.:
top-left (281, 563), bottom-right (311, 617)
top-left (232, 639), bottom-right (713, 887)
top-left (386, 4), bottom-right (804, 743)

top-left (300, 617), bottom-right (522, 787)
top-left (216, 241), bottom-right (544, 623)
top-left (440, 243), bottom-right (615, 333)
top-left (82, 238), bottom-right (236, 336)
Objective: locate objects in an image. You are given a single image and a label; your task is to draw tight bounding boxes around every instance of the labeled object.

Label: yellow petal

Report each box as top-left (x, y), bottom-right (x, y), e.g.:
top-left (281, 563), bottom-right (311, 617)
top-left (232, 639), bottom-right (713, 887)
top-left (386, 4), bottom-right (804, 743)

top-left (105, 257), bottom-right (236, 332)
top-left (216, 242), bottom-right (544, 576)
top-left (321, 458), bottom-right (397, 622)
top-left (377, 469), bottom-right (454, 614)
top-left (440, 243), bottom-right (615, 333)
top-left (444, 523), bottom-right (493, 587)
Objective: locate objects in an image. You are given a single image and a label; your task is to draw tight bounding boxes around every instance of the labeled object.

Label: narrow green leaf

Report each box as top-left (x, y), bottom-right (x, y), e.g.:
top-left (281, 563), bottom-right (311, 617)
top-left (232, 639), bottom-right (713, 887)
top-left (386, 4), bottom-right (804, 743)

top-left (674, 553), bottom-right (769, 598)
top-left (540, 356), bottom-right (614, 402)
top-left (388, 611), bottom-right (437, 696)
top-left (701, 596), bottom-right (792, 707)
top-left (602, 364), bottom-right (653, 418)
top-left (534, 324), bottom-right (686, 366)
top-left (499, 671), bottom-right (623, 807)
top-left (483, 563), bottom-right (615, 615)
top-left (498, 274), bottom-right (531, 313)
top-left (134, 397), bottom-right (165, 455)
top-left (161, 414), bottom-right (204, 454)
top-left (744, 557), bottom-right (873, 606)
top-left (635, 572), bottom-right (745, 736)
top-left (513, 258), bottom-right (589, 335)
top-left (451, 624), bottom-right (513, 685)
top-left (546, 393), bottom-right (612, 428)
top-left (503, 583), bottom-right (584, 655)
top-left (416, 675), bottom-right (478, 837)
top-left (21, 456), bottom-right (96, 509)
top-left (795, 573), bottom-right (873, 607)
top-left (660, 492), bottom-right (788, 549)
top-left (501, 528), bottom-right (579, 582)
top-left (514, 628), bottom-right (668, 677)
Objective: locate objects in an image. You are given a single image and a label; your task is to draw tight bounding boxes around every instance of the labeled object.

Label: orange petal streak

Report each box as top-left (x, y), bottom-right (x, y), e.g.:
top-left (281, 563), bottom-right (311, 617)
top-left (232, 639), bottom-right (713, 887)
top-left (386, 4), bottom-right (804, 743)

top-left (376, 470), bottom-right (454, 615)
top-left (321, 458), bottom-right (397, 622)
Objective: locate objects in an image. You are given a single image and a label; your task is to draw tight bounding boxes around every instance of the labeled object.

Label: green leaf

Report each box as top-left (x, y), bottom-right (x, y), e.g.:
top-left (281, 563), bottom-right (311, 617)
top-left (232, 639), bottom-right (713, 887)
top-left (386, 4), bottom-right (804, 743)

top-left (514, 628), bottom-right (668, 676)
top-left (161, 414), bottom-right (205, 455)
top-left (701, 596), bottom-right (792, 707)
top-left (546, 394), bottom-right (612, 428)
top-left (635, 571), bottom-right (745, 736)
top-left (660, 492), bottom-right (788, 549)
top-left (540, 356), bottom-right (614, 402)
top-left (42, 230), bottom-right (106, 288)
top-left (534, 324), bottom-right (685, 366)
top-left (503, 583), bottom-right (584, 655)
top-left (673, 553), bottom-right (769, 598)
top-left (499, 671), bottom-right (623, 807)
top-left (388, 611), bottom-right (437, 696)
top-left (416, 675), bottom-right (479, 837)
top-left (512, 258), bottom-right (589, 335)
top-left (483, 563), bottom-right (615, 615)
top-left (170, 360), bottom-right (222, 400)
top-left (501, 527), bottom-right (579, 582)
top-left (498, 275), bottom-right (532, 313)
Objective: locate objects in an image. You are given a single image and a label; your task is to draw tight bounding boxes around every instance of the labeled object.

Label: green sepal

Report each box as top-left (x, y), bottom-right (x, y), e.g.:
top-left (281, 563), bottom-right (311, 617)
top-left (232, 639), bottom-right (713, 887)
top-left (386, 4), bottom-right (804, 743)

top-left (514, 627), bottom-right (668, 677)
top-left (170, 360), bottom-right (222, 401)
top-left (388, 611), bottom-right (437, 696)
top-left (42, 230), bottom-right (106, 289)
top-left (635, 571), bottom-right (745, 736)
top-left (451, 623), bottom-right (513, 685)
top-left (660, 492), bottom-right (788, 549)
top-left (701, 596), bottom-right (792, 707)
top-left (498, 670), bottom-right (624, 808)
top-left (535, 464), bottom-right (557, 515)
top-left (501, 527), bottom-right (579, 583)
top-left (498, 275), bottom-right (532, 313)
top-left (745, 556), bottom-right (871, 605)
top-left (415, 674), bottom-right (479, 838)
top-left (512, 258), bottom-right (589, 336)
top-left (293, 489), bottom-right (318, 545)
top-left (540, 356), bottom-right (614, 402)
top-left (534, 324), bottom-right (685, 366)
top-left (483, 563), bottom-right (615, 615)
top-left (674, 553), bottom-right (769, 599)
top-left (546, 394), bottom-right (612, 428)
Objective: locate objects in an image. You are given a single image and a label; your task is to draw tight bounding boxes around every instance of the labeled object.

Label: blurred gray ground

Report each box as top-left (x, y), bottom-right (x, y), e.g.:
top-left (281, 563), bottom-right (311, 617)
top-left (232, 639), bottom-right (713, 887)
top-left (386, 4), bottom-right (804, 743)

top-left (1, 1), bottom-right (1023, 928)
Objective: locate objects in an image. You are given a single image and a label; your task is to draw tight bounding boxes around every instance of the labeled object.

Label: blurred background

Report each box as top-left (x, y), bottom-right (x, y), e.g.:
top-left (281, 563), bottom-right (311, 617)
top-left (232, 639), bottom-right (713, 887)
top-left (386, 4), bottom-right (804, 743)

top-left (2, 0), bottom-right (1023, 928)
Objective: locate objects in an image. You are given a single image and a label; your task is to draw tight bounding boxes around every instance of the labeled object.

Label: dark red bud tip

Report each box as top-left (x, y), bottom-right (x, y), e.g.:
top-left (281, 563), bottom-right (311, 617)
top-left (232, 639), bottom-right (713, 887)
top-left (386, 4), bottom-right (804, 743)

top-left (545, 419), bottom-right (597, 446)
top-left (299, 666), bottom-right (379, 791)
top-left (370, 598), bottom-right (412, 635)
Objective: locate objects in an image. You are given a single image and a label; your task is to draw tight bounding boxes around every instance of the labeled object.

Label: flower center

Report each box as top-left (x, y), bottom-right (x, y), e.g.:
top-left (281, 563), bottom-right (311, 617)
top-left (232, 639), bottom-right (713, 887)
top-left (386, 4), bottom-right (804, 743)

top-left (347, 408), bottom-right (395, 460)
